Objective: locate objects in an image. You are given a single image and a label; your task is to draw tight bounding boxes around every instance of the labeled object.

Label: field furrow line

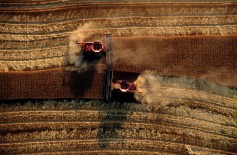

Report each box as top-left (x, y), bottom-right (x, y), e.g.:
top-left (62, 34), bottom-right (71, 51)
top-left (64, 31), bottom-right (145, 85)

top-left (0, 56), bottom-right (68, 71)
top-left (1, 126), bottom-right (236, 152)
top-left (158, 87), bottom-right (237, 110)
top-left (0, 2), bottom-right (236, 14)
top-left (1, 25), bottom-right (237, 41)
top-left (0, 138), bottom-right (234, 154)
top-left (0, 99), bottom-right (235, 118)
top-left (0, 121), bottom-right (236, 138)
top-left (0, 46), bottom-right (67, 61)
top-left (0, 3), bottom-right (236, 22)
top-left (1, 15), bottom-right (237, 34)
top-left (173, 99), bottom-right (236, 117)
top-left (28, 150), bottom-right (176, 155)
top-left (0, 38), bottom-right (68, 49)
top-left (1, 108), bottom-right (236, 128)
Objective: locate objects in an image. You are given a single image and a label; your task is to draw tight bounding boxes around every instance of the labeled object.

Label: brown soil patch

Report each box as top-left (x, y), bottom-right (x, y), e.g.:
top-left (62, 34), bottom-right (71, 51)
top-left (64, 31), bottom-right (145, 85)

top-left (112, 35), bottom-right (237, 87)
top-left (0, 68), bottom-right (104, 100)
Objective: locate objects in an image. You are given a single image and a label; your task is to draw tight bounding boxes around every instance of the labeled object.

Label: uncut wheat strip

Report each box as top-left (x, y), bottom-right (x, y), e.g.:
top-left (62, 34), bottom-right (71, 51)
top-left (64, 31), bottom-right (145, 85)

top-left (1, 123), bottom-right (236, 152)
top-left (162, 106), bottom-right (237, 127)
top-left (1, 15), bottom-right (237, 34)
top-left (0, 120), bottom-right (236, 138)
top-left (170, 99), bottom-right (236, 118)
top-left (0, 56), bottom-right (68, 71)
top-left (27, 149), bottom-right (229, 155)
top-left (1, 0), bottom-right (236, 5)
top-left (159, 87), bottom-right (237, 110)
top-left (0, 46), bottom-right (67, 61)
top-left (0, 2), bottom-right (236, 22)
top-left (29, 150), bottom-right (176, 155)
top-left (1, 109), bottom-right (236, 129)
top-left (1, 102), bottom-right (236, 128)
top-left (0, 0), bottom-right (68, 5)
top-left (0, 97), bottom-right (235, 118)
top-left (0, 37), bottom-right (68, 49)
top-left (0, 138), bottom-right (232, 154)
top-left (1, 25), bottom-right (237, 41)
top-left (1, 107), bottom-right (235, 126)
top-left (2, 33), bottom-right (237, 51)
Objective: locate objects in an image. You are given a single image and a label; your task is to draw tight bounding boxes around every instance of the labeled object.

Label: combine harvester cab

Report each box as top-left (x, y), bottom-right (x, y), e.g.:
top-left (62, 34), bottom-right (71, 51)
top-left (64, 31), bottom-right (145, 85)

top-left (112, 80), bottom-right (140, 93)
top-left (102, 34), bottom-right (141, 102)
top-left (77, 41), bottom-right (106, 57)
top-left (105, 70), bottom-right (141, 102)
top-left (78, 34), bottom-right (140, 102)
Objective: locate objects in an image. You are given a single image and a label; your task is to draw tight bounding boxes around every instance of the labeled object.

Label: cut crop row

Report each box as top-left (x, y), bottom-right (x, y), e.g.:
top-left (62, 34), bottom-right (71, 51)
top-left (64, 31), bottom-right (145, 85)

top-left (1, 105), bottom-right (236, 127)
top-left (0, 2), bottom-right (236, 22)
top-left (0, 138), bottom-right (233, 154)
top-left (0, 56), bottom-right (67, 71)
top-left (1, 109), bottom-right (236, 132)
top-left (1, 122), bottom-right (236, 152)
top-left (1, 119), bottom-right (236, 138)
top-left (0, 46), bottom-right (67, 61)
top-left (0, 69), bottom-right (104, 99)
top-left (2, 15), bottom-right (236, 34)
top-left (1, 25), bottom-right (237, 41)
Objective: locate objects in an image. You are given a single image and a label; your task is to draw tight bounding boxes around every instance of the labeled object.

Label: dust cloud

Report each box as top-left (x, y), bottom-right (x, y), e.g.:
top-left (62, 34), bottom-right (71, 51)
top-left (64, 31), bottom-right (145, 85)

top-left (134, 70), bottom-right (170, 106)
top-left (68, 22), bottom-right (103, 72)
top-left (134, 70), bottom-right (237, 105)
top-left (68, 22), bottom-right (93, 65)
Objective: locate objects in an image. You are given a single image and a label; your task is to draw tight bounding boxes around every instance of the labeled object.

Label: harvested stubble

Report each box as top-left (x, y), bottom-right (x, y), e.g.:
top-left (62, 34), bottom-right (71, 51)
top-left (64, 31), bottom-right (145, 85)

top-left (1, 2), bottom-right (236, 22)
top-left (112, 35), bottom-right (237, 88)
top-left (0, 99), bottom-right (236, 154)
top-left (0, 68), bottom-right (104, 100)
top-left (1, 35), bottom-right (237, 88)
top-left (1, 1), bottom-right (237, 74)
top-left (2, 15), bottom-right (237, 34)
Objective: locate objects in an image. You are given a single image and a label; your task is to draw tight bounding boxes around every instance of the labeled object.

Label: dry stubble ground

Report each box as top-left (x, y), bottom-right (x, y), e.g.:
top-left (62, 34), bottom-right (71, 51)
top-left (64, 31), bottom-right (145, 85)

top-left (0, 81), bottom-right (236, 154)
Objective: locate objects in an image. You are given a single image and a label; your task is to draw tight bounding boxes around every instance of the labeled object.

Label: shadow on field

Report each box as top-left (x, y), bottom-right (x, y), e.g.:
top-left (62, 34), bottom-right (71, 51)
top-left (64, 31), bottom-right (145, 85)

top-left (96, 102), bottom-right (129, 148)
top-left (66, 52), bottom-right (105, 98)
top-left (67, 69), bottom-right (95, 98)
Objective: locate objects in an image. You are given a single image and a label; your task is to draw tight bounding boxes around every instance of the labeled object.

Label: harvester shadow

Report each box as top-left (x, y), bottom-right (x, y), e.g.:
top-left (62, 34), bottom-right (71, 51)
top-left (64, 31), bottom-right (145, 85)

top-left (67, 69), bottom-right (95, 98)
top-left (66, 53), bottom-right (104, 98)
top-left (96, 102), bottom-right (129, 149)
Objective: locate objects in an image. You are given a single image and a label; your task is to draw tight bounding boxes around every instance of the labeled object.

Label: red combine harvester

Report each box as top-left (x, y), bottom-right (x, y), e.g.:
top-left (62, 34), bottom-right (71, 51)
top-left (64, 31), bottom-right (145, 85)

top-left (112, 80), bottom-right (141, 93)
top-left (105, 71), bottom-right (142, 102)
top-left (75, 35), bottom-right (140, 102)
top-left (77, 41), bottom-right (106, 56)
